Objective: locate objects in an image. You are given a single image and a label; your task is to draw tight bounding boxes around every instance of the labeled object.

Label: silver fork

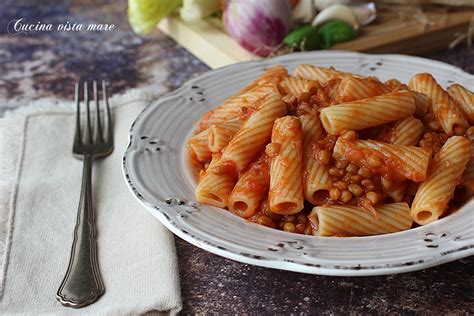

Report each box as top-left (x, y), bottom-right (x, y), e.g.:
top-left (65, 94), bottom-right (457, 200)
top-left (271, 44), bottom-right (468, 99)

top-left (56, 81), bottom-right (113, 308)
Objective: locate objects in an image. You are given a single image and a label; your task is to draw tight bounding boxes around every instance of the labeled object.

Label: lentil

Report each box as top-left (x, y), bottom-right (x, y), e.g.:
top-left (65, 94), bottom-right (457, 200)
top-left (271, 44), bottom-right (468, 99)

top-left (257, 215), bottom-right (274, 227)
top-left (350, 175), bottom-right (361, 184)
top-left (361, 179), bottom-right (375, 191)
top-left (297, 92), bottom-right (311, 103)
top-left (329, 167), bottom-right (343, 178)
top-left (298, 215), bottom-right (308, 224)
top-left (348, 184), bottom-right (364, 196)
top-left (317, 149), bottom-right (331, 165)
top-left (296, 223), bottom-right (306, 234)
top-left (346, 163), bottom-right (359, 174)
top-left (368, 155), bottom-right (382, 168)
top-left (341, 130), bottom-right (357, 141)
top-left (465, 127), bottom-right (474, 141)
top-left (381, 177), bottom-right (393, 190)
top-left (330, 188), bottom-right (341, 201)
top-left (265, 143), bottom-right (281, 158)
top-left (282, 222), bottom-right (296, 233)
top-left (366, 191), bottom-right (379, 205)
top-left (358, 166), bottom-right (373, 178)
top-left (334, 181), bottom-right (347, 191)
top-left (428, 120), bottom-right (442, 131)
top-left (453, 125), bottom-right (466, 136)
top-left (335, 159), bottom-right (349, 169)
top-left (341, 190), bottom-right (353, 202)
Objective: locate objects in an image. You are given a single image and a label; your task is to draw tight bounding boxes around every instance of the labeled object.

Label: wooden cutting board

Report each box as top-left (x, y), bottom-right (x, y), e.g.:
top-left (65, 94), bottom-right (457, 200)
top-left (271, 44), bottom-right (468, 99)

top-left (158, 8), bottom-right (474, 69)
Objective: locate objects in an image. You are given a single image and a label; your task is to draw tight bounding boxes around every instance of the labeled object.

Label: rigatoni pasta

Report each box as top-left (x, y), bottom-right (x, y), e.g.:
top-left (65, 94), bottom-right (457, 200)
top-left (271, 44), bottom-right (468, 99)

top-left (462, 159), bottom-right (474, 195)
top-left (390, 116), bottom-right (424, 146)
top-left (198, 82), bottom-right (279, 131)
top-left (408, 73), bottom-right (469, 135)
top-left (308, 203), bottom-right (412, 236)
top-left (188, 129), bottom-right (212, 162)
top-left (319, 91), bottom-right (416, 135)
top-left (448, 84), bottom-right (474, 124)
top-left (228, 153), bottom-right (270, 218)
top-left (268, 116), bottom-right (304, 214)
top-left (334, 76), bottom-right (393, 103)
top-left (278, 77), bottom-right (320, 97)
top-left (294, 64), bottom-right (359, 83)
top-left (409, 91), bottom-right (430, 118)
top-left (195, 154), bottom-right (236, 208)
top-left (208, 117), bottom-right (244, 153)
top-left (411, 136), bottom-right (470, 225)
top-left (300, 114), bottom-right (331, 205)
top-left (189, 64), bottom-right (473, 237)
top-left (333, 138), bottom-right (431, 182)
top-left (220, 93), bottom-right (287, 173)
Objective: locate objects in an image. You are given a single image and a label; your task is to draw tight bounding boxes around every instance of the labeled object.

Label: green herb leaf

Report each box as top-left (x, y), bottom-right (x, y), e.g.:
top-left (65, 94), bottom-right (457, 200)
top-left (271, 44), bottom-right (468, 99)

top-left (317, 20), bottom-right (357, 49)
top-left (284, 25), bottom-right (321, 51)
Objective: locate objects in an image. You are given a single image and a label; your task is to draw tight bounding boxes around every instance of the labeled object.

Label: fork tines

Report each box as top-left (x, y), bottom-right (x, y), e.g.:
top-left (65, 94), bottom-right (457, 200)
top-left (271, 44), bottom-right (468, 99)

top-left (74, 81), bottom-right (112, 145)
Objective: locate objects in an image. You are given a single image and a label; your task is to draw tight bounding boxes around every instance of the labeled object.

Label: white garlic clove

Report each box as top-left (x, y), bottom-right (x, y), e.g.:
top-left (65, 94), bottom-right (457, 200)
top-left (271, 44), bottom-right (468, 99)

top-left (350, 2), bottom-right (377, 27)
top-left (311, 3), bottom-right (359, 29)
top-left (293, 0), bottom-right (317, 23)
top-left (313, 0), bottom-right (350, 11)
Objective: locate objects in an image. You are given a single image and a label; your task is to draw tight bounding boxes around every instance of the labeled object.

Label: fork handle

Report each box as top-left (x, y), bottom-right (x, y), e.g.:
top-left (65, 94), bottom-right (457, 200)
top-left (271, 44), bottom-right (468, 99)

top-left (57, 155), bottom-right (105, 308)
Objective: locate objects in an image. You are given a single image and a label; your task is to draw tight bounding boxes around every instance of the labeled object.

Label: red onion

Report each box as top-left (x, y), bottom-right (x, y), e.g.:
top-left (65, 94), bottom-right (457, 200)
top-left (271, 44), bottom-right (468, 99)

top-left (223, 0), bottom-right (293, 57)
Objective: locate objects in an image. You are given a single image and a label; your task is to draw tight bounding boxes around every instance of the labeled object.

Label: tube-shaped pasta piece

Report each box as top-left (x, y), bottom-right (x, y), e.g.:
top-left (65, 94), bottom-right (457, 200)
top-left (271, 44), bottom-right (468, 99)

top-left (409, 91), bottom-right (429, 118)
top-left (408, 73), bottom-right (468, 135)
top-left (384, 182), bottom-right (407, 203)
top-left (391, 116), bottom-right (424, 146)
top-left (411, 136), bottom-right (470, 225)
top-left (301, 114), bottom-right (324, 149)
top-left (447, 84), bottom-right (474, 124)
top-left (308, 203), bottom-right (413, 236)
top-left (220, 93), bottom-right (287, 173)
top-left (187, 129), bottom-right (211, 162)
top-left (268, 116), bottom-right (304, 214)
top-left (461, 141), bottom-right (474, 194)
top-left (238, 65), bottom-right (288, 94)
top-left (198, 83), bottom-right (279, 131)
top-left (208, 117), bottom-right (244, 153)
top-left (320, 91), bottom-right (416, 135)
top-left (462, 159), bottom-right (474, 195)
top-left (278, 77), bottom-right (320, 97)
top-left (333, 138), bottom-right (432, 182)
top-left (228, 153), bottom-right (270, 218)
top-left (335, 77), bottom-right (393, 103)
top-left (294, 64), bottom-right (358, 83)
top-left (300, 114), bottom-right (330, 204)
top-left (384, 78), bottom-right (408, 90)
top-left (195, 154), bottom-right (237, 208)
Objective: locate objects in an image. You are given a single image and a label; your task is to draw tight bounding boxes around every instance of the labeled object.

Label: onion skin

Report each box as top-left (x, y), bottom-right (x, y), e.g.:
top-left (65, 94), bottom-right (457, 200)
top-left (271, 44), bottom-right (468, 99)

top-left (223, 0), bottom-right (292, 57)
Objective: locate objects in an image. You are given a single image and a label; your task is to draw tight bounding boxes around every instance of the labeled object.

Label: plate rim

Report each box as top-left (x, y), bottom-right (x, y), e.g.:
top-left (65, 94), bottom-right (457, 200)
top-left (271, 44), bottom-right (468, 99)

top-left (123, 50), bottom-right (474, 276)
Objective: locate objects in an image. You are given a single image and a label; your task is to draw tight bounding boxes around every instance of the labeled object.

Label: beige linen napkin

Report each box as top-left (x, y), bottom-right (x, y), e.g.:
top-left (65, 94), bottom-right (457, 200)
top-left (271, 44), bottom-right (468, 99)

top-left (0, 91), bottom-right (182, 314)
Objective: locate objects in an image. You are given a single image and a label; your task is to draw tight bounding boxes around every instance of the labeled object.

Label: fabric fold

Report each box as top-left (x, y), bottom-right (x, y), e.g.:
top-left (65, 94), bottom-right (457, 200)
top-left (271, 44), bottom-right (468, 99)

top-left (0, 90), bottom-right (182, 314)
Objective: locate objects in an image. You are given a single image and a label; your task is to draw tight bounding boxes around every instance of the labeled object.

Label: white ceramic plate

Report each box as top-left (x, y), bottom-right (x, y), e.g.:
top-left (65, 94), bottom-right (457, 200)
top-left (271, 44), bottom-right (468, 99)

top-left (123, 51), bottom-right (474, 276)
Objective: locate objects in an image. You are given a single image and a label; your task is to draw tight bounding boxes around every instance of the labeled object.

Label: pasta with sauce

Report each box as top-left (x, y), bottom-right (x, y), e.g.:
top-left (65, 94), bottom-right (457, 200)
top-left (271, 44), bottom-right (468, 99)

top-left (188, 64), bottom-right (473, 237)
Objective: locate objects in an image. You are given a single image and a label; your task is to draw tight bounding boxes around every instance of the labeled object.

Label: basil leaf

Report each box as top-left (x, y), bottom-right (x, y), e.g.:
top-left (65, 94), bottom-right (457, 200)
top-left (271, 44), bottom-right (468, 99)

top-left (318, 20), bottom-right (357, 49)
top-left (284, 25), bottom-right (321, 51)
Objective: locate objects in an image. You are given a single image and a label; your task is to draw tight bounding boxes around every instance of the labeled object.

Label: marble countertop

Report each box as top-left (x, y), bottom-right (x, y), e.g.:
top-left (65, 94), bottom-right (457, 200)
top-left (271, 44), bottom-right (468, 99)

top-left (1, 1), bottom-right (473, 313)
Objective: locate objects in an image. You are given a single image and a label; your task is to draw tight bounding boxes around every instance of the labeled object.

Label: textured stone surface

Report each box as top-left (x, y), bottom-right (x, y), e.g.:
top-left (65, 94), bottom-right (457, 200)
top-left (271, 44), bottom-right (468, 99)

top-left (0, 1), bottom-right (473, 314)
